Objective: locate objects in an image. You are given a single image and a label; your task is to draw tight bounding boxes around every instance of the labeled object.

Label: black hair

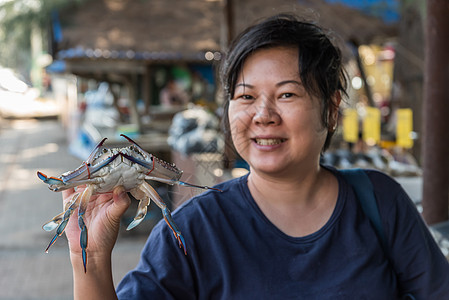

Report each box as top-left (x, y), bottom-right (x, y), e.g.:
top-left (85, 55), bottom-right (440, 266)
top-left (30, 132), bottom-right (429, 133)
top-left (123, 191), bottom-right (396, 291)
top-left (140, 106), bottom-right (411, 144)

top-left (220, 13), bottom-right (347, 151)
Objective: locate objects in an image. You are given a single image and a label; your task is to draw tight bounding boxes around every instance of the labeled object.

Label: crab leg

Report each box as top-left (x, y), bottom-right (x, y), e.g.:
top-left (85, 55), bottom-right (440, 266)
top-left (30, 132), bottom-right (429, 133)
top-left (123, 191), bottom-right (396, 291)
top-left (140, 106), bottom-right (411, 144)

top-left (59, 138), bottom-right (108, 183)
top-left (42, 212), bottom-right (64, 231)
top-left (85, 138), bottom-right (108, 163)
top-left (140, 181), bottom-right (187, 255)
top-left (43, 192), bottom-right (80, 231)
top-left (61, 153), bottom-right (119, 184)
top-left (121, 151), bottom-right (181, 181)
top-left (119, 135), bottom-right (159, 175)
top-left (86, 153), bottom-right (120, 176)
top-left (145, 176), bottom-right (222, 191)
top-left (37, 171), bottom-right (103, 192)
top-left (126, 187), bottom-right (151, 230)
top-left (77, 185), bottom-right (96, 273)
top-left (44, 193), bottom-right (81, 252)
top-left (120, 134), bottom-right (183, 180)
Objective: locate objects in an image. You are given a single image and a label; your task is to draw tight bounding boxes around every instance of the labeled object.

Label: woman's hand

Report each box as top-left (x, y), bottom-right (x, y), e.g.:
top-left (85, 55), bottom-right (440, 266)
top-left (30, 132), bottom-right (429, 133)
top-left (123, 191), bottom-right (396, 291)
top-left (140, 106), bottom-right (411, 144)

top-left (62, 186), bottom-right (131, 267)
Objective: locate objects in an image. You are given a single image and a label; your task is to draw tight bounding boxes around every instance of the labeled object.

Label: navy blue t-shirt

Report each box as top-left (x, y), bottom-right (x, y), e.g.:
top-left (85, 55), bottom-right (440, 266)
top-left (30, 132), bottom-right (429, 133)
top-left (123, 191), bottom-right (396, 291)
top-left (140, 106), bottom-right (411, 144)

top-left (116, 168), bottom-right (449, 299)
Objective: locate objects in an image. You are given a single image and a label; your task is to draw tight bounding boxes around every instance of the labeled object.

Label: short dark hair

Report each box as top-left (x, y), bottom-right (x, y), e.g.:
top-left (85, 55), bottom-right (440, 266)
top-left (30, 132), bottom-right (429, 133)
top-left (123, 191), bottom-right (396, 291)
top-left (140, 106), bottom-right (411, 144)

top-left (220, 13), bottom-right (347, 151)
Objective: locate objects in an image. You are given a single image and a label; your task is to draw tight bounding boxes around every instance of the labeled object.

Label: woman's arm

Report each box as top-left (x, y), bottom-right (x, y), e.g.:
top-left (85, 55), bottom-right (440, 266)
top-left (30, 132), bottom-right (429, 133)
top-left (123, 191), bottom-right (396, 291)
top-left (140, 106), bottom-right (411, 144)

top-left (72, 252), bottom-right (117, 300)
top-left (372, 172), bottom-right (449, 298)
top-left (62, 186), bottom-right (131, 300)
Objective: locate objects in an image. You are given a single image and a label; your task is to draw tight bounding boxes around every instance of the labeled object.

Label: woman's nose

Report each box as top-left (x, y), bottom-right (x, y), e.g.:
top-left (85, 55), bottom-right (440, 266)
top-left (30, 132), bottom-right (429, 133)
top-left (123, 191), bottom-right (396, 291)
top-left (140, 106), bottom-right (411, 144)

top-left (252, 99), bottom-right (281, 126)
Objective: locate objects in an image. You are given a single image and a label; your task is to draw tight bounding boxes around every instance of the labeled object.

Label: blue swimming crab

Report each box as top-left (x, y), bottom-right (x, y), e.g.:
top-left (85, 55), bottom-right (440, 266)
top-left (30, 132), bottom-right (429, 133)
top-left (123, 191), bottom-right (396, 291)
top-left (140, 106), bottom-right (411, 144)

top-left (37, 134), bottom-right (220, 272)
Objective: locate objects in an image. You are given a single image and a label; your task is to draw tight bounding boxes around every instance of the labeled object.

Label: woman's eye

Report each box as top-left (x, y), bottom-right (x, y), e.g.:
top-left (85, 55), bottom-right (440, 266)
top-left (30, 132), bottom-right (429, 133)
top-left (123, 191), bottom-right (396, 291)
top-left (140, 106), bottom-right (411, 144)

top-left (239, 94), bottom-right (254, 100)
top-left (281, 93), bottom-right (294, 98)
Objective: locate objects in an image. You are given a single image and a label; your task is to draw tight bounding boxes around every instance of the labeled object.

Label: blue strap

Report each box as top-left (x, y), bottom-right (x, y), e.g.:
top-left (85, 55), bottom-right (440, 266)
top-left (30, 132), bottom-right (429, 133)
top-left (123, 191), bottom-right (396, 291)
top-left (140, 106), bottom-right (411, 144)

top-left (339, 169), bottom-right (388, 254)
top-left (340, 169), bottom-right (416, 299)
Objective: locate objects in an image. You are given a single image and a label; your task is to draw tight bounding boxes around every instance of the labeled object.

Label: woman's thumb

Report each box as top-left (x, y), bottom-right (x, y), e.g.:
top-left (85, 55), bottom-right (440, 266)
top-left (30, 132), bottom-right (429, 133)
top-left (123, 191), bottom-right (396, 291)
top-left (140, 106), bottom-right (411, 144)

top-left (112, 186), bottom-right (131, 218)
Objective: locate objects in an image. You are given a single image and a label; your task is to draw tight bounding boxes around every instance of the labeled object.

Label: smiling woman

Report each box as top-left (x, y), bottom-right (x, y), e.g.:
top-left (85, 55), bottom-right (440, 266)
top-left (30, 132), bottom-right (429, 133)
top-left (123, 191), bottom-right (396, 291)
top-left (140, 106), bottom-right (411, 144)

top-left (221, 16), bottom-right (346, 241)
top-left (221, 15), bottom-right (347, 153)
top-left (228, 46), bottom-right (329, 179)
top-left (64, 13), bottom-right (449, 300)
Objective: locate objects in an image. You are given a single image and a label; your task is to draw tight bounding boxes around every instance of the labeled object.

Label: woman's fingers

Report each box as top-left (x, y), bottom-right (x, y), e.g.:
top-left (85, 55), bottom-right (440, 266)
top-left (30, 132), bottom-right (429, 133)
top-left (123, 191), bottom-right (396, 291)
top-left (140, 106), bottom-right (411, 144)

top-left (109, 186), bottom-right (131, 225)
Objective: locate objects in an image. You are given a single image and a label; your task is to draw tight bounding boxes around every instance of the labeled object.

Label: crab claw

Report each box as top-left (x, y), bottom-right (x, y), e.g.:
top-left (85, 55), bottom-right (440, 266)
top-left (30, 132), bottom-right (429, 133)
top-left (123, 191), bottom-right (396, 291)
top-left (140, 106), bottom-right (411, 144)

top-left (126, 204), bottom-right (148, 230)
top-left (37, 171), bottom-right (64, 185)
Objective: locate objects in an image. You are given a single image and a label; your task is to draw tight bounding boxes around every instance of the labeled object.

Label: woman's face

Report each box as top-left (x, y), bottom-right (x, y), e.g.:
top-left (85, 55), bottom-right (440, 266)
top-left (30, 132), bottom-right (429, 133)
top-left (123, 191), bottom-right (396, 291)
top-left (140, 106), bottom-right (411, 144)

top-left (228, 46), bottom-right (328, 178)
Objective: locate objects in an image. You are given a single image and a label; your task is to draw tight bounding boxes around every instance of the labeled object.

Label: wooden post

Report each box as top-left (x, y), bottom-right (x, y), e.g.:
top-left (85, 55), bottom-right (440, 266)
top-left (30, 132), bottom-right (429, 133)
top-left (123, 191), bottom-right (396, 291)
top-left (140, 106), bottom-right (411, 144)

top-left (421, 0), bottom-right (449, 224)
top-left (224, 0), bottom-right (234, 46)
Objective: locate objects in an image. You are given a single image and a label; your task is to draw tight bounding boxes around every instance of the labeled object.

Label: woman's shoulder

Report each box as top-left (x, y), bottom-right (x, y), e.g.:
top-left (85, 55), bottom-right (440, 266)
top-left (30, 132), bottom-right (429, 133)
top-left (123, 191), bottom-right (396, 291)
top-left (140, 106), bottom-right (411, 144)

top-left (329, 166), bottom-right (410, 212)
top-left (363, 169), bottom-right (401, 190)
top-left (363, 169), bottom-right (411, 207)
top-left (334, 167), bottom-right (415, 221)
top-left (330, 166), bottom-right (403, 196)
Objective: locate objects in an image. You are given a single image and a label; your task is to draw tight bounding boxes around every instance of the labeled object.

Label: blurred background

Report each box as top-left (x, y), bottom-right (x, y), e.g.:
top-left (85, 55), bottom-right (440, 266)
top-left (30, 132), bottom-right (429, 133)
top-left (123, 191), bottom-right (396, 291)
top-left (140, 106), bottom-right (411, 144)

top-left (0, 0), bottom-right (448, 299)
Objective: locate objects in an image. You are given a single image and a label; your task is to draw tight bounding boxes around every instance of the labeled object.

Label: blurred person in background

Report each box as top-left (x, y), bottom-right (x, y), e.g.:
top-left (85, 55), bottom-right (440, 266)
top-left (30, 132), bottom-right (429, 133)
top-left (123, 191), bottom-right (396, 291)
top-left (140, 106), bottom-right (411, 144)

top-left (160, 78), bottom-right (189, 107)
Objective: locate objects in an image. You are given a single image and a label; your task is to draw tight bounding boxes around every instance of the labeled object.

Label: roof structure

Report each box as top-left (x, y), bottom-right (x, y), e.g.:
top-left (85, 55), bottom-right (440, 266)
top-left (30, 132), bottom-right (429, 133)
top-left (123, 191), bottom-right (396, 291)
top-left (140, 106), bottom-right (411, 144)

top-left (233, 0), bottom-right (397, 52)
top-left (54, 0), bottom-right (397, 64)
top-left (55, 0), bottom-right (222, 63)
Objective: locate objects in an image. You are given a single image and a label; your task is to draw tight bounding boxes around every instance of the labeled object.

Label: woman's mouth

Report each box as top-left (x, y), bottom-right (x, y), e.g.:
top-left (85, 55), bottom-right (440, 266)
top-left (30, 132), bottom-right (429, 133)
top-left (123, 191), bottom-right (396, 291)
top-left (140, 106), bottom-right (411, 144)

top-left (254, 138), bottom-right (286, 146)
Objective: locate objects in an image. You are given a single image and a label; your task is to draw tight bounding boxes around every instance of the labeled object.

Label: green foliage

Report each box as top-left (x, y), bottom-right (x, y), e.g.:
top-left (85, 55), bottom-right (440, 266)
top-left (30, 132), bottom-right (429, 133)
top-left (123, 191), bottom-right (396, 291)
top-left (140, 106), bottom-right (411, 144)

top-left (0, 0), bottom-right (86, 75)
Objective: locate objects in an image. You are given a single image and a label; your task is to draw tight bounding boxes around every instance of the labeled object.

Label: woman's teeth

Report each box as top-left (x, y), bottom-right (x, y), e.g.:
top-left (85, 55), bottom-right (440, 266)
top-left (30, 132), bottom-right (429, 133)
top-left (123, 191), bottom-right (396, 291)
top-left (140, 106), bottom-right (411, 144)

top-left (254, 138), bottom-right (285, 145)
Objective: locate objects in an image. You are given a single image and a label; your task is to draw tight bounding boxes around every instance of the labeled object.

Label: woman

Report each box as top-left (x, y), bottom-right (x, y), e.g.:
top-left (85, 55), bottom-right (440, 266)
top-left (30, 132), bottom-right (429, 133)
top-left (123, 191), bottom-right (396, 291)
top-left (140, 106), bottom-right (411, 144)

top-left (64, 14), bottom-right (449, 299)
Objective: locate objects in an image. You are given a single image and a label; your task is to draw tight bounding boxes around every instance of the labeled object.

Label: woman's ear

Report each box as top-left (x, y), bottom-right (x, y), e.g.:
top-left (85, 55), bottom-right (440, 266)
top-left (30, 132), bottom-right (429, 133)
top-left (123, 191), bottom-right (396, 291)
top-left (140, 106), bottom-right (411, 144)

top-left (329, 91), bottom-right (342, 131)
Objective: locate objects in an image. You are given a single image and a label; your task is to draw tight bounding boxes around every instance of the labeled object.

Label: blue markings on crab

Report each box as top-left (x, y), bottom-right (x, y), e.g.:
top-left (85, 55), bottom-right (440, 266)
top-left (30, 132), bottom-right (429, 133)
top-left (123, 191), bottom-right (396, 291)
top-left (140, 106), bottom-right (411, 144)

top-left (37, 134), bottom-right (222, 273)
top-left (78, 212), bottom-right (88, 273)
top-left (37, 172), bottom-right (64, 185)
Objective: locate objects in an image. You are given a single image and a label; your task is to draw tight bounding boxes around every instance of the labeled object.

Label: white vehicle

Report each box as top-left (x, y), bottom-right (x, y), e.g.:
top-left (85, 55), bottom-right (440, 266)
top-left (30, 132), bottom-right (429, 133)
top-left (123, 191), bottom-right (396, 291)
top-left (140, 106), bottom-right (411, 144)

top-left (0, 68), bottom-right (60, 118)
